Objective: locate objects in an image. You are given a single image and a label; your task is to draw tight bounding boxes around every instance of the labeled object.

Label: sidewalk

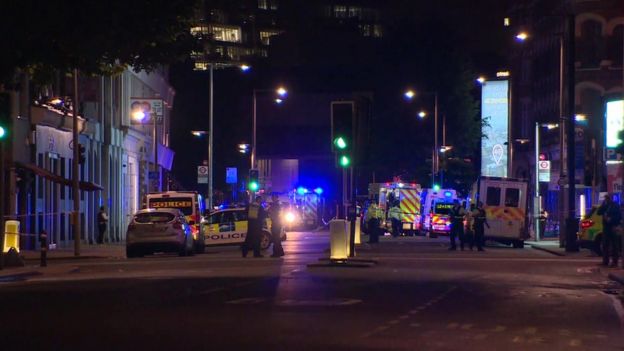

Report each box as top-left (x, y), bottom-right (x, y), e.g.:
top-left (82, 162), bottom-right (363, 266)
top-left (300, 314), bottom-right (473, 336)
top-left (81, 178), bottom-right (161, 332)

top-left (0, 243), bottom-right (125, 279)
top-left (527, 239), bottom-right (595, 257)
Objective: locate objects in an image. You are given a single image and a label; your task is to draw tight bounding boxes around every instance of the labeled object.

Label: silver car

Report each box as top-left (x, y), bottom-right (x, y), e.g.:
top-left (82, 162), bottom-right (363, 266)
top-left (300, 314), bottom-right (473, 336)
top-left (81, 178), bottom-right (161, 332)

top-left (126, 208), bottom-right (194, 258)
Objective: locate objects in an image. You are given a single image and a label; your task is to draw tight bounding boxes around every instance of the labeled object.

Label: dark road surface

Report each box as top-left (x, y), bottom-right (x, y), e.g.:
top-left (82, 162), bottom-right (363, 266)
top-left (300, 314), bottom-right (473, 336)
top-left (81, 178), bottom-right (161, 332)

top-left (0, 232), bottom-right (622, 351)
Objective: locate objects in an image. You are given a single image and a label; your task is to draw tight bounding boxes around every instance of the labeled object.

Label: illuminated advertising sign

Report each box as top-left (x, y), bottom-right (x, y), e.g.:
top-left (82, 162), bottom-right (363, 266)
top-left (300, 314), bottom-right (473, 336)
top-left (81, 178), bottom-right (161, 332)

top-left (605, 100), bottom-right (624, 162)
top-left (481, 80), bottom-right (509, 177)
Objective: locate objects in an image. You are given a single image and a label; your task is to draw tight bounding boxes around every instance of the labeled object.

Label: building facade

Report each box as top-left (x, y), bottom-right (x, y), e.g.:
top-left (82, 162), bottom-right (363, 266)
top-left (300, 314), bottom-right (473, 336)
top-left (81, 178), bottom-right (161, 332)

top-left (2, 67), bottom-right (175, 249)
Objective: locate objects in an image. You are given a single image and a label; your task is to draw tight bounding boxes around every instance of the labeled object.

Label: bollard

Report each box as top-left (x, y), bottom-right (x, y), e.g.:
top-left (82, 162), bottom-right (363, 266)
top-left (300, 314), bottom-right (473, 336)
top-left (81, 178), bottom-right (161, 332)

top-left (39, 230), bottom-right (48, 267)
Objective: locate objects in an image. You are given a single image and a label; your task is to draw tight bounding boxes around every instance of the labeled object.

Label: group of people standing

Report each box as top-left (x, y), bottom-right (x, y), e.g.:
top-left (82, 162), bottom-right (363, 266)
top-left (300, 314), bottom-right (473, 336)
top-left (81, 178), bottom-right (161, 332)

top-left (241, 194), bottom-right (285, 258)
top-left (449, 200), bottom-right (489, 251)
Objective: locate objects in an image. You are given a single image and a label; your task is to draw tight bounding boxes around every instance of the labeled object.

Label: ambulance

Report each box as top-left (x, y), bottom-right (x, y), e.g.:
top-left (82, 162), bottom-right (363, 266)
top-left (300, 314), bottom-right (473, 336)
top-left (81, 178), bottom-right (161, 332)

top-left (145, 191), bottom-right (206, 253)
top-left (471, 177), bottom-right (528, 248)
top-left (377, 182), bottom-right (422, 235)
top-left (420, 188), bottom-right (458, 235)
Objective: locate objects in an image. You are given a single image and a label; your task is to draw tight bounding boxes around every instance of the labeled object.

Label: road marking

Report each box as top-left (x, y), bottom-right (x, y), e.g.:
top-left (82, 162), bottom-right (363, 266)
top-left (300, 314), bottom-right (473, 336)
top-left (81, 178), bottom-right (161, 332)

top-left (524, 327), bottom-right (537, 335)
top-left (226, 297), bottom-right (265, 304)
top-left (460, 324), bottom-right (473, 330)
top-left (198, 287), bottom-right (225, 295)
top-left (278, 298), bottom-right (361, 307)
top-left (512, 336), bottom-right (524, 343)
top-left (569, 339), bottom-right (582, 347)
top-left (493, 325), bottom-right (507, 332)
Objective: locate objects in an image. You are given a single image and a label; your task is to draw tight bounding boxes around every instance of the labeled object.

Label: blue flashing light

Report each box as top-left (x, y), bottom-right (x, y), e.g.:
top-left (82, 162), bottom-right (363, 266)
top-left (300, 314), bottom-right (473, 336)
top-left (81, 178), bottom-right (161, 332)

top-left (297, 186), bottom-right (308, 195)
top-left (397, 183), bottom-right (404, 188)
top-left (444, 191), bottom-right (452, 198)
top-left (314, 187), bottom-right (323, 195)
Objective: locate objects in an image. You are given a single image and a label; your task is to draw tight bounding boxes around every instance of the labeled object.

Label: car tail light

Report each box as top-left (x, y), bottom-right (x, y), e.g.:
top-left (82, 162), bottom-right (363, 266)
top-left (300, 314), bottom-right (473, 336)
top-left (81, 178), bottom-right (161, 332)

top-left (580, 219), bottom-right (593, 229)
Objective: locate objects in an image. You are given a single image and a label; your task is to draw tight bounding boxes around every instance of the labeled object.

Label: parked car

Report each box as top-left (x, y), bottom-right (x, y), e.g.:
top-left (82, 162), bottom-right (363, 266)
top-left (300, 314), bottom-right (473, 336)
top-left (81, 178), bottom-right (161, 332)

top-left (578, 206), bottom-right (605, 256)
top-left (126, 208), bottom-right (194, 258)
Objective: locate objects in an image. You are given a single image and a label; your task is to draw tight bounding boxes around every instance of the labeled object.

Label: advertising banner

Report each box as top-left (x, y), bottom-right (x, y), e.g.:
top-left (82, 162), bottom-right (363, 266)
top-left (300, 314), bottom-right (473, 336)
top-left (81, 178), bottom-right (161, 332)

top-left (480, 80), bottom-right (509, 177)
top-left (605, 99), bottom-right (624, 162)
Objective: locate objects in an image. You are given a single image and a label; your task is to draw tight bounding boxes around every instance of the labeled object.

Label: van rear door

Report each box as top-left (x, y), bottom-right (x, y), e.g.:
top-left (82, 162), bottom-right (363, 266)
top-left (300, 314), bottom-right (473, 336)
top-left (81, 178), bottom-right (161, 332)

top-left (483, 183), bottom-right (503, 237)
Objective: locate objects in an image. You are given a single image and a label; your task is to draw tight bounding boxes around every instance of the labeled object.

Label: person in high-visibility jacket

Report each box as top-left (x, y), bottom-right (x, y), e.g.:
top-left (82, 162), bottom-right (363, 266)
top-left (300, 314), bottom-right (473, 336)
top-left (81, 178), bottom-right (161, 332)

top-left (366, 203), bottom-right (382, 244)
top-left (388, 202), bottom-right (402, 237)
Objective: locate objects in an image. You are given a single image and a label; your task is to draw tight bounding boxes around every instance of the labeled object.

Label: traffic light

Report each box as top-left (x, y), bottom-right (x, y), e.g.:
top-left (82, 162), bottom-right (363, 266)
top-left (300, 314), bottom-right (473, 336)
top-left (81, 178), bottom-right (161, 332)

top-left (248, 169), bottom-right (259, 191)
top-left (0, 93), bottom-right (10, 140)
top-left (331, 101), bottom-right (354, 168)
top-left (78, 144), bottom-right (86, 164)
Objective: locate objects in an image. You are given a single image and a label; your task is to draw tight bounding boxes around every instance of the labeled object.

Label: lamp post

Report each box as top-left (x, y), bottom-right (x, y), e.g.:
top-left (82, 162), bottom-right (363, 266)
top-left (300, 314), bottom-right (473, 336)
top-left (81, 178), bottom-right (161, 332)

top-left (251, 87), bottom-right (287, 170)
top-left (406, 90), bottom-right (439, 187)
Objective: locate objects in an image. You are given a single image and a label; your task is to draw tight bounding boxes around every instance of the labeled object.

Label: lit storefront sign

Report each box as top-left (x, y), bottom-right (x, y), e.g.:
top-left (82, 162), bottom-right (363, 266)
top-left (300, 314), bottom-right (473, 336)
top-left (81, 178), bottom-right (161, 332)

top-left (481, 80), bottom-right (509, 177)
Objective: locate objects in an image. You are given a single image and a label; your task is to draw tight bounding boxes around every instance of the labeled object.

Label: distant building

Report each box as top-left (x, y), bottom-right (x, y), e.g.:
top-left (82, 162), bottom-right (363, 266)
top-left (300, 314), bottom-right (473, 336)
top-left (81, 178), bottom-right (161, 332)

top-left (507, 0), bottom-right (623, 218)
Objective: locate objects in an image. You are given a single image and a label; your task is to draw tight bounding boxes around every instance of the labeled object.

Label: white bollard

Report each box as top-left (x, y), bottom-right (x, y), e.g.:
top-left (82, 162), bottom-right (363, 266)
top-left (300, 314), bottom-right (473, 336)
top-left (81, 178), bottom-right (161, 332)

top-left (330, 219), bottom-right (348, 260)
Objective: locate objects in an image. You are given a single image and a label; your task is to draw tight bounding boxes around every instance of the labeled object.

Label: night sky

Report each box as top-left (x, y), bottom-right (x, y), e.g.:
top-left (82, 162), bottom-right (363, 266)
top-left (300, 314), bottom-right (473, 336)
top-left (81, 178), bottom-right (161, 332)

top-left (169, 0), bottom-right (510, 191)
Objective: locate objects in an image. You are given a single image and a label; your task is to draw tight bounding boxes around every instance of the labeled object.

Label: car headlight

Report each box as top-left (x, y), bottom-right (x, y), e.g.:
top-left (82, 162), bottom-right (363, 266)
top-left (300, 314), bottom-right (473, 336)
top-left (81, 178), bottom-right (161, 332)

top-left (285, 212), bottom-right (296, 223)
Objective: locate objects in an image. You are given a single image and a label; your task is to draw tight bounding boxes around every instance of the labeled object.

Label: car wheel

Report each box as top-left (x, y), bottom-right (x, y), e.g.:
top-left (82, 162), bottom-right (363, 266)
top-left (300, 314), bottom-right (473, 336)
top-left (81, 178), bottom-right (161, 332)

top-left (512, 240), bottom-right (524, 248)
top-left (260, 231), bottom-right (271, 250)
top-left (592, 234), bottom-right (603, 256)
top-left (194, 239), bottom-right (205, 254)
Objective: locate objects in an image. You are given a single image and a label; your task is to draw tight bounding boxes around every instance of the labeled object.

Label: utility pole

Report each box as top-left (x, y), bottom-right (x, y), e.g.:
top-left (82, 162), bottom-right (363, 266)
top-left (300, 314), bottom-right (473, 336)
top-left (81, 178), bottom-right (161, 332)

top-left (72, 69), bottom-right (81, 256)
top-left (565, 13), bottom-right (579, 252)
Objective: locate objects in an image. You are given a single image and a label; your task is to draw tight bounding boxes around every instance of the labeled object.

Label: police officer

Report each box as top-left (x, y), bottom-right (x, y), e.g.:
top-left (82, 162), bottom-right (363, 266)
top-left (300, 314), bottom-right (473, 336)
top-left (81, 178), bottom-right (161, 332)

top-left (268, 194), bottom-right (284, 258)
top-left (597, 194), bottom-right (622, 267)
top-left (366, 203), bottom-right (381, 244)
top-left (473, 201), bottom-right (489, 251)
top-left (388, 201), bottom-right (402, 237)
top-left (242, 196), bottom-right (266, 258)
top-left (449, 200), bottom-right (465, 251)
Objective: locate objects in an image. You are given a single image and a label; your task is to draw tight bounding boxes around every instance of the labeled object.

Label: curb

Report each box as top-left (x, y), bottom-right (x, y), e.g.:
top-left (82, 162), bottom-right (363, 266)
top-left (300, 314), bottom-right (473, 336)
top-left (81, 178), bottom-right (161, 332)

top-left (0, 271), bottom-right (42, 283)
top-left (530, 244), bottom-right (565, 256)
top-left (22, 255), bottom-right (117, 262)
top-left (608, 272), bottom-right (624, 286)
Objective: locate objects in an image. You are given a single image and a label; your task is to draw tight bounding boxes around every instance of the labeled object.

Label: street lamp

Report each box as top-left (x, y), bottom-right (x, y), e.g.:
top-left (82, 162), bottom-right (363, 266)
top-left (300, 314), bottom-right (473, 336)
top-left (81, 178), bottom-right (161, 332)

top-left (132, 104), bottom-right (159, 193)
top-left (251, 86), bottom-right (288, 170)
top-left (406, 89), bottom-right (440, 187)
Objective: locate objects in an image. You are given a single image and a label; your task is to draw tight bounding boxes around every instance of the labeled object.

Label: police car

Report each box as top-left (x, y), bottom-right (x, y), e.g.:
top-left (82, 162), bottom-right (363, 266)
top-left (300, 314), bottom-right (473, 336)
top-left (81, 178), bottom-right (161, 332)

top-left (202, 207), bottom-right (286, 250)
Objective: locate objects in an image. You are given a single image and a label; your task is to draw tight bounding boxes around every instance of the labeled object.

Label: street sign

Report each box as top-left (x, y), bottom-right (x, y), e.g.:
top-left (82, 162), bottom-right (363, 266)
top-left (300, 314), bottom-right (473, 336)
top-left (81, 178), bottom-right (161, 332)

top-left (538, 160), bottom-right (551, 182)
top-left (226, 167), bottom-right (237, 184)
top-left (198, 166), bottom-right (208, 184)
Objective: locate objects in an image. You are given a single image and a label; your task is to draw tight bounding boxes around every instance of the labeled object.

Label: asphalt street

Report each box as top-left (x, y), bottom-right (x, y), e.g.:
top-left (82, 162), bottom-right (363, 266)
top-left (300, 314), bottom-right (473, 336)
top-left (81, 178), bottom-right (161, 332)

top-left (0, 232), bottom-right (622, 351)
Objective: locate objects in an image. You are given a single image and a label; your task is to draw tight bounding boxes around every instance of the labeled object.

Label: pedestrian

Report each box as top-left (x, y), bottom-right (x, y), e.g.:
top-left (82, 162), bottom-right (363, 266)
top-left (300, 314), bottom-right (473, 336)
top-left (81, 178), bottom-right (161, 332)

top-left (242, 196), bottom-right (266, 258)
top-left (366, 202), bottom-right (381, 244)
top-left (466, 203), bottom-right (476, 250)
top-left (449, 200), bottom-right (465, 251)
top-left (388, 201), bottom-right (402, 237)
top-left (97, 206), bottom-right (108, 244)
top-left (268, 194), bottom-right (284, 258)
top-left (473, 202), bottom-right (489, 251)
top-left (597, 193), bottom-right (622, 267)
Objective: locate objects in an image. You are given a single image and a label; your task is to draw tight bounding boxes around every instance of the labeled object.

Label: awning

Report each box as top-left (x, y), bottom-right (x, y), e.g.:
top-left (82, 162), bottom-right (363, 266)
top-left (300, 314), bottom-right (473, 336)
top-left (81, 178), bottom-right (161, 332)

top-left (15, 162), bottom-right (103, 192)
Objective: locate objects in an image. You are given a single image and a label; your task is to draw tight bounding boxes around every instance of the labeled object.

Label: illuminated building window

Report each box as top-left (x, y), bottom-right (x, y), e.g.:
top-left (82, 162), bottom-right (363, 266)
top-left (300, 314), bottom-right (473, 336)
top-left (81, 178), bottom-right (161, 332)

top-left (209, 25), bottom-right (242, 43)
top-left (348, 7), bottom-right (361, 18)
top-left (260, 30), bottom-right (281, 45)
top-left (190, 26), bottom-right (209, 36)
top-left (334, 5), bottom-right (347, 18)
top-left (373, 25), bottom-right (383, 38)
top-left (258, 0), bottom-right (268, 9)
top-left (270, 0), bottom-right (278, 10)
top-left (359, 24), bottom-right (371, 37)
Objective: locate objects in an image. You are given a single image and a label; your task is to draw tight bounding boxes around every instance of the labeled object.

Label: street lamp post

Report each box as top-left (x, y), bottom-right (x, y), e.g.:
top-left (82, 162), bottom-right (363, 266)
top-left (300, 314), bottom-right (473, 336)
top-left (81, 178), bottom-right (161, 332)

top-left (406, 90), bottom-right (439, 187)
top-left (535, 123), bottom-right (558, 241)
top-left (251, 87), bottom-right (287, 170)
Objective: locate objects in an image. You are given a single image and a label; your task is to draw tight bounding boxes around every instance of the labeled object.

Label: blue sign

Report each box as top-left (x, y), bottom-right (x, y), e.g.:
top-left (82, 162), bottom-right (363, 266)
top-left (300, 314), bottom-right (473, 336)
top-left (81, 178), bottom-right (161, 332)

top-left (226, 167), bottom-right (237, 184)
top-left (481, 80), bottom-right (509, 178)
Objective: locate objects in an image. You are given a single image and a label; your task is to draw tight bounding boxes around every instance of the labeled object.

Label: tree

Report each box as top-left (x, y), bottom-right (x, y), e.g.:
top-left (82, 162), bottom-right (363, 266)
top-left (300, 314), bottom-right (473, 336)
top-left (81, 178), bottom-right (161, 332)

top-left (0, 0), bottom-right (199, 83)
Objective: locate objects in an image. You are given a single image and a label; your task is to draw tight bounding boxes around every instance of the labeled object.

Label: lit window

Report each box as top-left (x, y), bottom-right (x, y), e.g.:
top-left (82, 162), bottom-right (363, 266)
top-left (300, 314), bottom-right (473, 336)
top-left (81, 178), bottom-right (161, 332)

top-left (258, 0), bottom-right (267, 9)
top-left (359, 24), bottom-right (371, 37)
top-left (209, 25), bottom-right (242, 43)
top-left (260, 30), bottom-right (281, 45)
top-left (270, 0), bottom-right (278, 10)
top-left (334, 5), bottom-right (347, 18)
top-left (190, 26), bottom-right (209, 36)
top-left (348, 7), bottom-right (361, 18)
top-left (373, 25), bottom-right (383, 38)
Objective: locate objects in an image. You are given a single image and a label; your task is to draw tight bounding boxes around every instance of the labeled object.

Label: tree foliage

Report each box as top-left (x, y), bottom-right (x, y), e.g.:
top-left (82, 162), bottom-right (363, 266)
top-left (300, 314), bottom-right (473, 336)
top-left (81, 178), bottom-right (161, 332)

top-left (0, 0), bottom-right (199, 83)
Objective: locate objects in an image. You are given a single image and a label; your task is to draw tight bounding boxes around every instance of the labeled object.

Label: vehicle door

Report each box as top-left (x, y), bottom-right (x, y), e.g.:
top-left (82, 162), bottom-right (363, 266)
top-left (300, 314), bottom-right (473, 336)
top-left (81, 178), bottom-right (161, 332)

top-left (204, 211), bottom-right (238, 245)
top-left (483, 183), bottom-right (503, 237)
top-left (501, 184), bottom-right (524, 239)
top-left (233, 210), bottom-right (249, 243)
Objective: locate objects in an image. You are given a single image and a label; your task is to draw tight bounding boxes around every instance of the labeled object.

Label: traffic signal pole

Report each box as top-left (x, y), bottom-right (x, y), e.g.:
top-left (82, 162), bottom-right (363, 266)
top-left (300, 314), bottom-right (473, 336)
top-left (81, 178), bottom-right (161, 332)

top-left (72, 69), bottom-right (81, 256)
top-left (565, 14), bottom-right (578, 252)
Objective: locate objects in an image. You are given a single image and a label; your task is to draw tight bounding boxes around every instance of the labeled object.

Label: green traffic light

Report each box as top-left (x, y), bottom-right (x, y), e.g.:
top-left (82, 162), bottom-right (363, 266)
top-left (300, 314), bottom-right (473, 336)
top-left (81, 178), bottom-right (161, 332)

top-left (339, 155), bottom-right (350, 167)
top-left (333, 137), bottom-right (347, 150)
top-left (248, 181), bottom-right (259, 191)
top-left (433, 184), bottom-right (441, 191)
top-left (0, 126), bottom-right (6, 139)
